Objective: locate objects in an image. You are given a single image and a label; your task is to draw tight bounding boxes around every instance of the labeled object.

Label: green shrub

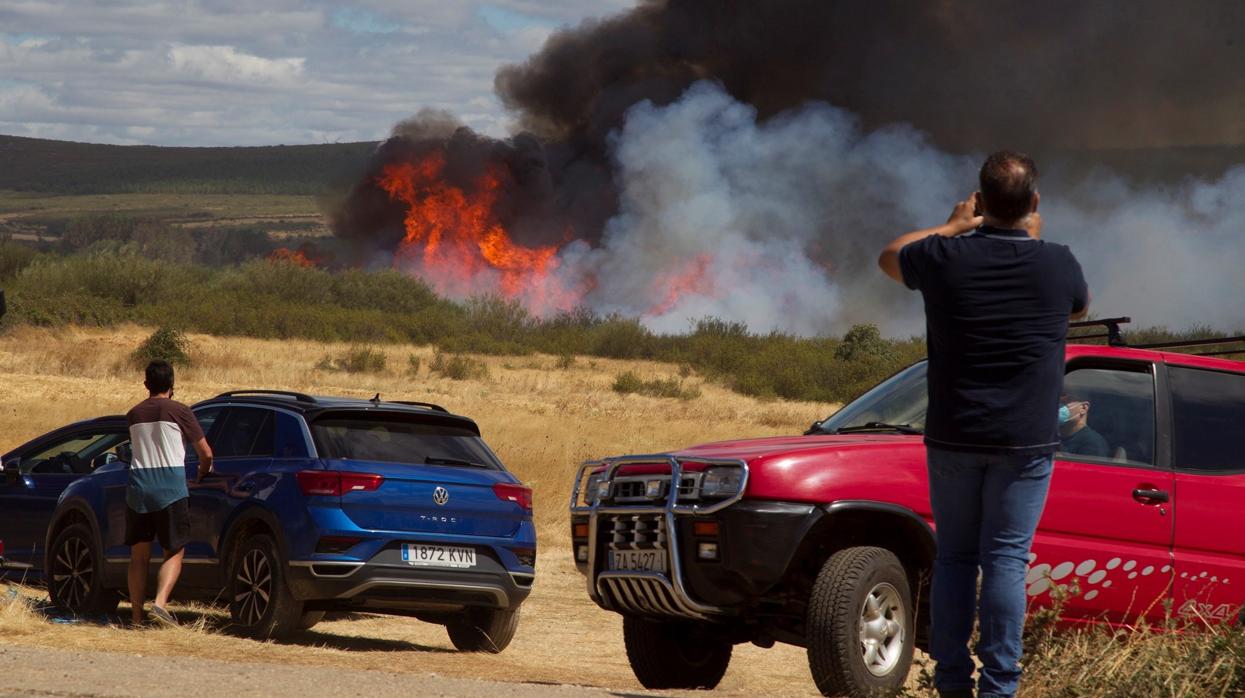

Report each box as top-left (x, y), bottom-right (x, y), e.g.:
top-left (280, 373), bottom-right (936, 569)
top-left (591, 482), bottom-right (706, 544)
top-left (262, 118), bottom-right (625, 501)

top-left (429, 352), bottom-right (489, 381)
top-left (407, 354), bottom-right (422, 375)
top-left (317, 346), bottom-right (387, 373)
top-left (556, 353), bottom-right (576, 369)
top-left (131, 326), bottom-right (191, 368)
top-left (612, 371), bottom-right (701, 400)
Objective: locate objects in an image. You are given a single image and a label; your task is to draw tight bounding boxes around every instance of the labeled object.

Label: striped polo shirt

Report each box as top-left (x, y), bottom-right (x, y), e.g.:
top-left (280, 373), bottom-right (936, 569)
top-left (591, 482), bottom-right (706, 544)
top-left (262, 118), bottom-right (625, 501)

top-left (126, 397), bottom-right (205, 513)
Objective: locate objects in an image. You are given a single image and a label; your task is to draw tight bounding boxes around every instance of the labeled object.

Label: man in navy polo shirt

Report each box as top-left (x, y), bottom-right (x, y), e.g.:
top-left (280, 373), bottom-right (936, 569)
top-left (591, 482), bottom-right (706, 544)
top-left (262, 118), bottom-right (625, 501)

top-left (878, 151), bottom-right (1089, 698)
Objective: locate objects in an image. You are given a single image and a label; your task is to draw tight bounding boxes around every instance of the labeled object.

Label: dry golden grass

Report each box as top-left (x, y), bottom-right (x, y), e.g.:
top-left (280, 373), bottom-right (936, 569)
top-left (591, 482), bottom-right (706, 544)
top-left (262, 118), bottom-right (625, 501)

top-left (0, 325), bottom-right (836, 695)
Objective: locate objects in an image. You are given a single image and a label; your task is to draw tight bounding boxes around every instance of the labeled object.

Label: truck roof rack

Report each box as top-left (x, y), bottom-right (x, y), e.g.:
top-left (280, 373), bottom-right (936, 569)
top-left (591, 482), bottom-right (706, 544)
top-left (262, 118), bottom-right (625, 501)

top-left (1131, 335), bottom-right (1245, 356)
top-left (1068, 317), bottom-right (1131, 347)
top-left (213, 390), bottom-right (318, 403)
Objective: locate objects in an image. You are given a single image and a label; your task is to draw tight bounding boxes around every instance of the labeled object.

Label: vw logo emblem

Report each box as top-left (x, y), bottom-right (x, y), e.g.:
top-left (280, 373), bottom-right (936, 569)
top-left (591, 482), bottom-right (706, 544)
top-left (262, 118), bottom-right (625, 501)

top-left (432, 486), bottom-right (450, 506)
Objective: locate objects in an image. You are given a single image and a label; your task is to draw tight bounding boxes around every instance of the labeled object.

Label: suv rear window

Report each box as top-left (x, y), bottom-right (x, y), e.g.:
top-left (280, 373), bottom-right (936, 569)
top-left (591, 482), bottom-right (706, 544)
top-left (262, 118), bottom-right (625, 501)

top-left (310, 413), bottom-right (501, 470)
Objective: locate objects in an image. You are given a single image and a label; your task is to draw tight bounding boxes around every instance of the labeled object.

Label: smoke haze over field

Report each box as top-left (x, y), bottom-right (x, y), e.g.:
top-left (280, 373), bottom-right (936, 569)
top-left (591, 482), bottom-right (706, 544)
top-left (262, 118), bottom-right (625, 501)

top-left (331, 0), bottom-right (1245, 335)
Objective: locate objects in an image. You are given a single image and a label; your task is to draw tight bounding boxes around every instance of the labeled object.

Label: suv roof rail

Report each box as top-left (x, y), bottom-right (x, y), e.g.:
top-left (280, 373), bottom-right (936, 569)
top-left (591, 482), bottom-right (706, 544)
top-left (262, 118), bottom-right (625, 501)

top-left (389, 400), bottom-right (449, 413)
top-left (213, 390), bottom-right (318, 403)
top-left (1069, 317), bottom-right (1131, 347)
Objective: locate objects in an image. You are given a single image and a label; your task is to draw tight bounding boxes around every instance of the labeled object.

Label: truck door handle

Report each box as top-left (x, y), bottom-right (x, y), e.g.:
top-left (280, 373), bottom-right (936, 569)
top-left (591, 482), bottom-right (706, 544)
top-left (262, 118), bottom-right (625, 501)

top-left (1132, 488), bottom-right (1169, 504)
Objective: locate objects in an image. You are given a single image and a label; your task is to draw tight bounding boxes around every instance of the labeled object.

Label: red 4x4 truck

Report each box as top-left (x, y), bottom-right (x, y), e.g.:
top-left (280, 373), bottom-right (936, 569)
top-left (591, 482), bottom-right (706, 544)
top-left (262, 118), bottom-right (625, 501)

top-left (568, 321), bottom-right (1245, 695)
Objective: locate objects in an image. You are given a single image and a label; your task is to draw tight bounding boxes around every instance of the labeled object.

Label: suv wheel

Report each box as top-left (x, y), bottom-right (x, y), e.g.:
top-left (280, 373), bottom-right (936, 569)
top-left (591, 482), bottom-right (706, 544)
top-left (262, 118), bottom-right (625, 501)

top-left (297, 610), bottom-right (326, 631)
top-left (446, 606), bottom-right (520, 653)
top-left (623, 616), bottom-right (732, 689)
top-left (47, 523), bottom-right (119, 615)
top-left (228, 534), bottom-right (302, 640)
top-left (807, 546), bottom-right (914, 696)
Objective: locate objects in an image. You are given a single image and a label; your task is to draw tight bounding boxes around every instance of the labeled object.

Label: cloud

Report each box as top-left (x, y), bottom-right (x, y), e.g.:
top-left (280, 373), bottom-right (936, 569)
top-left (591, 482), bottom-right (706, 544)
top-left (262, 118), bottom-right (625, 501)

top-left (0, 1), bottom-right (631, 146)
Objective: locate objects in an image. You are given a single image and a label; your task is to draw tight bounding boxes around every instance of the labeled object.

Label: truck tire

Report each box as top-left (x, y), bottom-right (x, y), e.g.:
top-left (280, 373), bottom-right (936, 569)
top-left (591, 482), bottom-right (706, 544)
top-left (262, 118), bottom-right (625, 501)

top-left (228, 534), bottom-right (303, 640)
top-left (47, 523), bottom-right (120, 615)
top-left (446, 607), bottom-right (520, 653)
top-left (623, 616), bottom-right (732, 689)
top-left (807, 546), bottom-right (914, 696)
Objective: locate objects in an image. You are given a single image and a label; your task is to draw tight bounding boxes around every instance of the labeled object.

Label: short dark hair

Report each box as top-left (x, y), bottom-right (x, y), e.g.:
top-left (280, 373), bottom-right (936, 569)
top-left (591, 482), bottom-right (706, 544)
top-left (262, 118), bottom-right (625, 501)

top-left (144, 360), bottom-right (175, 394)
top-left (979, 150), bottom-right (1038, 223)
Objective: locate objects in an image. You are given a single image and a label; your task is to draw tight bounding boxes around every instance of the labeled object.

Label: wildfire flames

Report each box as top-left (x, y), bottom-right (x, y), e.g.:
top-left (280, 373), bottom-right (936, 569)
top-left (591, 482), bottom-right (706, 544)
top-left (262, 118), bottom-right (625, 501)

top-left (376, 153), bottom-right (580, 312)
top-left (268, 247), bottom-right (316, 267)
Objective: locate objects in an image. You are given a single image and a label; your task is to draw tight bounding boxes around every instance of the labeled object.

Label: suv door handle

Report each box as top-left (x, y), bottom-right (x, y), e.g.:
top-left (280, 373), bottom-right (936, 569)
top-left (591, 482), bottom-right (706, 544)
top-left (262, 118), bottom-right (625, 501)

top-left (1132, 488), bottom-right (1169, 504)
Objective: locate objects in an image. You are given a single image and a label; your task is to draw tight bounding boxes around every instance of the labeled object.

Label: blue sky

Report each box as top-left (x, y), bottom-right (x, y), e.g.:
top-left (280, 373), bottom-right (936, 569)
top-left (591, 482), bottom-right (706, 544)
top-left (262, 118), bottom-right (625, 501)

top-left (0, 1), bottom-right (631, 146)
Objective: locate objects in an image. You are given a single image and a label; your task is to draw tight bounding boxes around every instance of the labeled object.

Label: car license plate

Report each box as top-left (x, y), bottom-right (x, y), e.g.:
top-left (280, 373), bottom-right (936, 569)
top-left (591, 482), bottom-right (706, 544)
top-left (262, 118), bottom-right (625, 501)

top-left (401, 544), bottom-right (476, 568)
top-left (609, 549), bottom-right (667, 573)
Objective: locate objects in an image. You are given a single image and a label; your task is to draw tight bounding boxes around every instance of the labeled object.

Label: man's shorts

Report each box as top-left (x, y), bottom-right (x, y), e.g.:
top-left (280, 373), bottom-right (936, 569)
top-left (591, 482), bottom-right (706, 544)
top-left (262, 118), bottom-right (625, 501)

top-left (124, 498), bottom-right (191, 552)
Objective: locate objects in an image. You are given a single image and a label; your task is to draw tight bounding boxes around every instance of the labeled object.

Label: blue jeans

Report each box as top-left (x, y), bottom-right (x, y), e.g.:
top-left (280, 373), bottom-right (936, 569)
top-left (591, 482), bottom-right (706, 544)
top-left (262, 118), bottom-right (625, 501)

top-left (927, 447), bottom-right (1053, 698)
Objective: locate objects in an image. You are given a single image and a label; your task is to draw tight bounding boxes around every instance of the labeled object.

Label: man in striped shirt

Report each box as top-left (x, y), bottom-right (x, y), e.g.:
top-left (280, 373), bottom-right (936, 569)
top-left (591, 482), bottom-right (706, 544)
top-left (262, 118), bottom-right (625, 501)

top-left (126, 360), bottom-right (213, 626)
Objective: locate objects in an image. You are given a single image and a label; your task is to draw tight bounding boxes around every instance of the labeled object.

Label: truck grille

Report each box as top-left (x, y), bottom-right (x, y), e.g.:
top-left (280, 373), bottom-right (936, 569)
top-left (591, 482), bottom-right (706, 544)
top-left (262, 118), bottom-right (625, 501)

top-left (607, 514), bottom-right (667, 550)
top-left (608, 474), bottom-right (700, 503)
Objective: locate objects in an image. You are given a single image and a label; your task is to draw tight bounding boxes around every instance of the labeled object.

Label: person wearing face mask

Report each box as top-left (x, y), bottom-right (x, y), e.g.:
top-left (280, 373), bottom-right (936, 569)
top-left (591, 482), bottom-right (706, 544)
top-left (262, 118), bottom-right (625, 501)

top-left (1058, 390), bottom-right (1109, 458)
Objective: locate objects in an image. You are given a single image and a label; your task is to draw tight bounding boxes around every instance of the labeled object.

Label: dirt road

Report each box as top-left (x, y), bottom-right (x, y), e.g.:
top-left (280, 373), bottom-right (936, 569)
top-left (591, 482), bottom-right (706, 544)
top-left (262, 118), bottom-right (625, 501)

top-left (0, 644), bottom-right (671, 698)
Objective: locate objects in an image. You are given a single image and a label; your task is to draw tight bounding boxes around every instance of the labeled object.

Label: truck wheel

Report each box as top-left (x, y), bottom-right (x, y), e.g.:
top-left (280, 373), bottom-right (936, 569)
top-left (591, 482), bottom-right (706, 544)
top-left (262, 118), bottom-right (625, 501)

top-left (47, 523), bottom-right (120, 615)
top-left (807, 546), bottom-right (914, 696)
top-left (623, 616), bottom-right (732, 689)
top-left (228, 534), bottom-right (303, 640)
top-left (446, 607), bottom-right (520, 653)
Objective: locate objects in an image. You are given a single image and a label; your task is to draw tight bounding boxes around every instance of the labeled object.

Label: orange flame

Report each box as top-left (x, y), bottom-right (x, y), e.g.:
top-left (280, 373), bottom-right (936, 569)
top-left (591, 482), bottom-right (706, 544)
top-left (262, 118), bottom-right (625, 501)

top-left (268, 247), bottom-right (315, 267)
top-left (376, 153), bottom-right (576, 311)
top-left (648, 254), bottom-right (714, 316)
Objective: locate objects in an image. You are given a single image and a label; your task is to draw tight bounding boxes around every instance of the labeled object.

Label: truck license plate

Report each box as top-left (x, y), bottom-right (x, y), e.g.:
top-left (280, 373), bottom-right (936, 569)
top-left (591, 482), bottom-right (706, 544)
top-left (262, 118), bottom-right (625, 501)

top-left (609, 549), bottom-right (667, 573)
top-left (401, 544), bottom-right (476, 568)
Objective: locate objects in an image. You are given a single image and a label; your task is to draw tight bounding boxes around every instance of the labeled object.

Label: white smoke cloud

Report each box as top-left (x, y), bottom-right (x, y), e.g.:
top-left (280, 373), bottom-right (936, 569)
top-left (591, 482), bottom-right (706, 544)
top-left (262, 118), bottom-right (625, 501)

top-left (556, 81), bottom-right (1245, 335)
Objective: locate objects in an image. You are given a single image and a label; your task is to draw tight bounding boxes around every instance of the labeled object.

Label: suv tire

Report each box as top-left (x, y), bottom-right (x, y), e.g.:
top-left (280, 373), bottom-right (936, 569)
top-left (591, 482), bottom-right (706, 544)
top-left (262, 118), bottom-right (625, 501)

top-left (47, 523), bottom-right (119, 615)
top-left (228, 534), bottom-right (302, 640)
top-left (623, 616), bottom-right (732, 689)
top-left (446, 606), bottom-right (520, 653)
top-left (297, 610), bottom-right (326, 631)
top-left (807, 546), bottom-right (913, 697)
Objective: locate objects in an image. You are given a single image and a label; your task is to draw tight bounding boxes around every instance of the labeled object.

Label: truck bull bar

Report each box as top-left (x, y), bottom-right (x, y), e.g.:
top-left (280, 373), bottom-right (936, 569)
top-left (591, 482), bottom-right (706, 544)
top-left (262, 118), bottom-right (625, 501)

top-left (568, 455), bottom-right (749, 620)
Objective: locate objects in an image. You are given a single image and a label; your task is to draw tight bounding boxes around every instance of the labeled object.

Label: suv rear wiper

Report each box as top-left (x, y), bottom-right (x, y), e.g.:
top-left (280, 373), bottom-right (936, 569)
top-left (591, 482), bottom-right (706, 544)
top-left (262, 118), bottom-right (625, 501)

top-left (423, 456), bottom-right (491, 468)
top-left (834, 422), bottom-right (923, 435)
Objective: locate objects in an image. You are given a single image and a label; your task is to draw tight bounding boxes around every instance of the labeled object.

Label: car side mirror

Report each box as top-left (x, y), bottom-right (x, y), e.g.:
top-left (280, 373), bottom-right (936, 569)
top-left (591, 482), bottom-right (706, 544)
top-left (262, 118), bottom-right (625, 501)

top-left (2, 457), bottom-right (20, 485)
top-left (91, 452), bottom-right (118, 470)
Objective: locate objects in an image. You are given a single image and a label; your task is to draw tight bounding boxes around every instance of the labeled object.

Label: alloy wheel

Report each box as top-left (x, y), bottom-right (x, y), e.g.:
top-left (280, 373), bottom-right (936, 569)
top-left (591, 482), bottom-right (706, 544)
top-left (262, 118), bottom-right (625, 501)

top-left (858, 581), bottom-right (906, 677)
top-left (51, 535), bottom-right (93, 611)
top-left (235, 548), bottom-right (272, 625)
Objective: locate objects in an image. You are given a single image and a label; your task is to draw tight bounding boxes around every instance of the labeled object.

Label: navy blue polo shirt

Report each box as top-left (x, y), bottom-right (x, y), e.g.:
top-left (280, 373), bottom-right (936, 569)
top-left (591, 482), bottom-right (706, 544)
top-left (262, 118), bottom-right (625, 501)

top-left (899, 226), bottom-right (1089, 455)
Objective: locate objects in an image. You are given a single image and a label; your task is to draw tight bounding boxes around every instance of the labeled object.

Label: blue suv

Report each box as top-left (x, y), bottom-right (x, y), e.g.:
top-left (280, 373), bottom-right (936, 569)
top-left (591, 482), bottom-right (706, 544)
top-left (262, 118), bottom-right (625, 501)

top-left (0, 390), bottom-right (536, 649)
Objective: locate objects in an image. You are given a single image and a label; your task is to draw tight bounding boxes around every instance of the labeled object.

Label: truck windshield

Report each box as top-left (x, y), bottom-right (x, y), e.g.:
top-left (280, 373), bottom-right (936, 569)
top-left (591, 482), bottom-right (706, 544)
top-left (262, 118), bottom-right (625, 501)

top-left (310, 414), bottom-right (502, 470)
top-left (811, 361), bottom-right (928, 435)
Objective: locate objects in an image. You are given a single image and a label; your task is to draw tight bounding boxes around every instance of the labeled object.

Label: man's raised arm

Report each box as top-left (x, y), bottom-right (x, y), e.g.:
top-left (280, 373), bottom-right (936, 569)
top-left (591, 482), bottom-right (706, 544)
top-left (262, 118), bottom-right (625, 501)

top-left (878, 195), bottom-right (984, 283)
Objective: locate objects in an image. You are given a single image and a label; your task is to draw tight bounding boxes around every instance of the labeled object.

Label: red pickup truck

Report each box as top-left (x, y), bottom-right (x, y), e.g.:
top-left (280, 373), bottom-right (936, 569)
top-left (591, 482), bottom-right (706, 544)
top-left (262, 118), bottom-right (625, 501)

top-left (568, 322), bottom-right (1245, 695)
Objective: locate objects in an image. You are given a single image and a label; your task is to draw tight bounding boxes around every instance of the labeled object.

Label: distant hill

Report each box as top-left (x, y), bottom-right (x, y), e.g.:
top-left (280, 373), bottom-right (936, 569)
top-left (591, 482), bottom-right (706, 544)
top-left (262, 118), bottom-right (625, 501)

top-left (0, 135), bottom-right (377, 195)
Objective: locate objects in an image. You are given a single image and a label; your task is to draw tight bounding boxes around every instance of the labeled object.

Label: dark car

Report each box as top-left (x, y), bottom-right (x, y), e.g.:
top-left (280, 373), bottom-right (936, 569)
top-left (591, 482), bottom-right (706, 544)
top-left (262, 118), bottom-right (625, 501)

top-left (1, 390), bottom-right (535, 649)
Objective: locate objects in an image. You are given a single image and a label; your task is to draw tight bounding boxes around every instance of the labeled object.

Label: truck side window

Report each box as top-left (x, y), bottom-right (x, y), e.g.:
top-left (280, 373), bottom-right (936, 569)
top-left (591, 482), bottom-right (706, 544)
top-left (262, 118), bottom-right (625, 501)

top-left (1059, 366), bottom-right (1155, 466)
top-left (1170, 366), bottom-right (1245, 473)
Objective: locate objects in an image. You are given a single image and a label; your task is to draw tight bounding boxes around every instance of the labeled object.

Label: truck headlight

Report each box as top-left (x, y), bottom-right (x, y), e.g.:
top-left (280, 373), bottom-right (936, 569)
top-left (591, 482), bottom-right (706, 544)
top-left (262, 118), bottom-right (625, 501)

top-left (584, 473), bottom-right (608, 504)
top-left (700, 467), bottom-right (743, 498)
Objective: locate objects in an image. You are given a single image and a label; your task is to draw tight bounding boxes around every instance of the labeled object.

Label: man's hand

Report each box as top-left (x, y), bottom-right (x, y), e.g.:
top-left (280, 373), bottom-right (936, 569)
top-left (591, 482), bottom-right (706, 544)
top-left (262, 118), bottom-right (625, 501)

top-left (944, 194), bottom-right (985, 236)
top-left (192, 436), bottom-right (214, 483)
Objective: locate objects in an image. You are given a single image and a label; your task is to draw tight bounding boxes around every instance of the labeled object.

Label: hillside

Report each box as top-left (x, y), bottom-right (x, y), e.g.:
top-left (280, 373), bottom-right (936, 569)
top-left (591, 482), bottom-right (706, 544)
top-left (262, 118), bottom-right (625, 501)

top-left (0, 135), bottom-right (376, 195)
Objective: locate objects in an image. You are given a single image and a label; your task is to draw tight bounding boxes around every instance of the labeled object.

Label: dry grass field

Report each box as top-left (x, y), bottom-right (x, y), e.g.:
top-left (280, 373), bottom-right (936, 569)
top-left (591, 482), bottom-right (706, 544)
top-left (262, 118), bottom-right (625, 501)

top-left (0, 325), bottom-right (838, 695)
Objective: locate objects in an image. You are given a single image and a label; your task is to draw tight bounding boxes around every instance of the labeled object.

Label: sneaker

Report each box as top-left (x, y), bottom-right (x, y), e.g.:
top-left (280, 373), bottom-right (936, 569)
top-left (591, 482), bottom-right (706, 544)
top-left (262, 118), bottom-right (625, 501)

top-left (149, 605), bottom-right (178, 627)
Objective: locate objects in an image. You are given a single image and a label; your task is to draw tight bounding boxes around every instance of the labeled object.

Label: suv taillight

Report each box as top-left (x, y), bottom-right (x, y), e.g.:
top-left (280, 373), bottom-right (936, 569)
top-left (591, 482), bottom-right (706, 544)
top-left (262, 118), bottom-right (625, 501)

top-left (493, 482), bottom-right (533, 510)
top-left (297, 471), bottom-right (384, 496)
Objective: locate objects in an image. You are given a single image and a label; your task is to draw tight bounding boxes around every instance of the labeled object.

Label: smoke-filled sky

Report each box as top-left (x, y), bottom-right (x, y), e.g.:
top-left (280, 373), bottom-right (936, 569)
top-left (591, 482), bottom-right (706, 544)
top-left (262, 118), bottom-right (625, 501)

top-left (6, 1), bottom-right (1245, 333)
